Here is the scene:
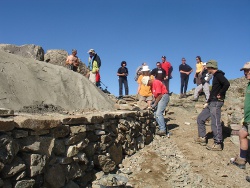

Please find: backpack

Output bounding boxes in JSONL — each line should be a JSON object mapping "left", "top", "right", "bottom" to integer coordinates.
{"left": 93, "top": 54, "right": 101, "bottom": 68}
{"left": 134, "top": 67, "right": 143, "bottom": 81}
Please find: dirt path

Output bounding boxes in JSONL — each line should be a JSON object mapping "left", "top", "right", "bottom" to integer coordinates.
{"left": 122, "top": 102, "right": 250, "bottom": 188}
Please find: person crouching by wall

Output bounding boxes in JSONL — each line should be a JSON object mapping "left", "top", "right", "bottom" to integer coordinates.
{"left": 117, "top": 61, "right": 129, "bottom": 99}
{"left": 141, "top": 76, "right": 170, "bottom": 136}
{"left": 137, "top": 65, "right": 154, "bottom": 109}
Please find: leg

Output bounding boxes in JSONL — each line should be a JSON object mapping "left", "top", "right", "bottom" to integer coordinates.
{"left": 197, "top": 106, "right": 211, "bottom": 137}
{"left": 119, "top": 78, "right": 123, "bottom": 96}
{"left": 194, "top": 84, "right": 203, "bottom": 99}
{"left": 203, "top": 83, "right": 210, "bottom": 100}
{"left": 180, "top": 77, "right": 184, "bottom": 94}
{"left": 184, "top": 77, "right": 189, "bottom": 94}
{"left": 209, "top": 101, "right": 224, "bottom": 143}
{"left": 163, "top": 79, "right": 169, "bottom": 93}
{"left": 124, "top": 78, "right": 129, "bottom": 95}
{"left": 155, "top": 94, "right": 169, "bottom": 132}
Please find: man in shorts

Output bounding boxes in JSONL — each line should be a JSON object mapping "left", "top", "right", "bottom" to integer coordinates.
{"left": 65, "top": 49, "right": 79, "bottom": 72}
{"left": 230, "top": 62, "right": 250, "bottom": 169}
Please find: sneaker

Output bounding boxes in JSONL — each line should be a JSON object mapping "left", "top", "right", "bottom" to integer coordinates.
{"left": 194, "top": 137, "right": 206, "bottom": 146}
{"left": 155, "top": 130, "right": 166, "bottom": 136}
{"left": 230, "top": 155, "right": 246, "bottom": 169}
{"left": 206, "top": 143, "right": 222, "bottom": 151}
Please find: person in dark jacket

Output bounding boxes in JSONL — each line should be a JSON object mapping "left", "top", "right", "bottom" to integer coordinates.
{"left": 150, "top": 62, "right": 166, "bottom": 82}
{"left": 195, "top": 60, "right": 230, "bottom": 151}
{"left": 179, "top": 58, "right": 193, "bottom": 98}
{"left": 117, "top": 61, "right": 129, "bottom": 99}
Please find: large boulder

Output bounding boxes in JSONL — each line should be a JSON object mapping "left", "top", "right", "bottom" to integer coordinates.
{"left": 44, "top": 49, "right": 88, "bottom": 76}
{"left": 0, "top": 50, "right": 115, "bottom": 111}
{"left": 0, "top": 44, "right": 44, "bottom": 61}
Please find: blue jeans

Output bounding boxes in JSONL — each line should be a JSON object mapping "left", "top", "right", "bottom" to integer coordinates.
{"left": 154, "top": 94, "right": 169, "bottom": 131}
{"left": 197, "top": 101, "right": 224, "bottom": 143}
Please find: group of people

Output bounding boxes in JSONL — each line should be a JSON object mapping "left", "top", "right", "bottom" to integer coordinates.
{"left": 65, "top": 48, "right": 102, "bottom": 87}
{"left": 66, "top": 49, "right": 250, "bottom": 177}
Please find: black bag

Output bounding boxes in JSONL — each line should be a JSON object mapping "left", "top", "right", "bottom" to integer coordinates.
{"left": 193, "top": 77, "right": 196, "bottom": 84}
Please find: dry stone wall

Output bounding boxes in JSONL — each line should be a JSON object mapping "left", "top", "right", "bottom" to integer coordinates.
{"left": 0, "top": 109, "right": 155, "bottom": 188}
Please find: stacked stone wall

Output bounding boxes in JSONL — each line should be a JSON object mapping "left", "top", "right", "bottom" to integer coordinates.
{"left": 0, "top": 110, "right": 155, "bottom": 187}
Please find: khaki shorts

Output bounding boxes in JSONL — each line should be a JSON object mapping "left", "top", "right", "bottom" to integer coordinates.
{"left": 139, "top": 95, "right": 153, "bottom": 101}
{"left": 243, "top": 122, "right": 250, "bottom": 134}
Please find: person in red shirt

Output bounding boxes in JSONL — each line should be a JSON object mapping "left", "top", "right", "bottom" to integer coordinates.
{"left": 161, "top": 56, "right": 173, "bottom": 93}
{"left": 142, "top": 76, "right": 170, "bottom": 136}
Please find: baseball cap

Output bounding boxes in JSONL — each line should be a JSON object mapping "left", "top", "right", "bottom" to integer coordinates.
{"left": 240, "top": 62, "right": 250, "bottom": 71}
{"left": 162, "top": 56, "right": 166, "bottom": 59}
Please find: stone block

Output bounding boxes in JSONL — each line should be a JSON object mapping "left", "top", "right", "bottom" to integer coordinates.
{"left": 0, "top": 118, "right": 15, "bottom": 131}
{"left": 64, "top": 133, "right": 86, "bottom": 145}
{"left": 15, "top": 179, "right": 35, "bottom": 188}
{"left": 0, "top": 108, "right": 14, "bottom": 116}
{"left": 1, "top": 157, "right": 26, "bottom": 178}
{"left": 50, "top": 125, "right": 70, "bottom": 138}
{"left": 0, "top": 134, "right": 19, "bottom": 164}
{"left": 45, "top": 164, "right": 65, "bottom": 188}
{"left": 54, "top": 139, "right": 66, "bottom": 155}
{"left": 14, "top": 115, "right": 62, "bottom": 131}
{"left": 29, "top": 129, "right": 50, "bottom": 136}
{"left": 109, "top": 143, "right": 123, "bottom": 165}
{"left": 12, "top": 130, "right": 28, "bottom": 138}
{"left": 19, "top": 136, "right": 55, "bottom": 156}
{"left": 70, "top": 125, "right": 86, "bottom": 134}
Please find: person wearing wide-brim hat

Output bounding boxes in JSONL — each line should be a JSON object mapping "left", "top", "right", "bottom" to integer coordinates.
{"left": 137, "top": 65, "right": 154, "bottom": 108}
{"left": 230, "top": 62, "right": 250, "bottom": 171}
{"left": 195, "top": 60, "right": 230, "bottom": 151}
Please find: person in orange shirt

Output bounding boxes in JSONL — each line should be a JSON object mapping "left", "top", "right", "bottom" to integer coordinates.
{"left": 137, "top": 66, "right": 154, "bottom": 108}
{"left": 65, "top": 49, "right": 79, "bottom": 72}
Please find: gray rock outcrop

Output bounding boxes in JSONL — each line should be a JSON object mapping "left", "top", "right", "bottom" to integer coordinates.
{"left": 0, "top": 50, "right": 114, "bottom": 111}
{"left": 0, "top": 44, "right": 44, "bottom": 61}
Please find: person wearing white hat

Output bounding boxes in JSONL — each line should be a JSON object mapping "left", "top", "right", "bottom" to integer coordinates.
{"left": 230, "top": 62, "right": 250, "bottom": 170}
{"left": 137, "top": 66, "right": 154, "bottom": 108}
{"left": 141, "top": 76, "right": 169, "bottom": 136}
{"left": 192, "top": 62, "right": 212, "bottom": 101}
{"left": 87, "top": 49, "right": 101, "bottom": 86}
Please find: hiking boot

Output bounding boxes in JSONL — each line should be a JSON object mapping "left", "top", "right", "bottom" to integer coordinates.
{"left": 194, "top": 137, "right": 206, "bottom": 146}
{"left": 179, "top": 94, "right": 183, "bottom": 99}
{"left": 230, "top": 155, "right": 246, "bottom": 169}
{"left": 246, "top": 176, "right": 250, "bottom": 182}
{"left": 155, "top": 130, "right": 166, "bottom": 136}
{"left": 183, "top": 93, "right": 187, "bottom": 98}
{"left": 206, "top": 143, "right": 222, "bottom": 151}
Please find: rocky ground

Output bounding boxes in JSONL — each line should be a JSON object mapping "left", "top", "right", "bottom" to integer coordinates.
{"left": 94, "top": 92, "right": 250, "bottom": 188}
{"left": 133, "top": 100, "right": 249, "bottom": 188}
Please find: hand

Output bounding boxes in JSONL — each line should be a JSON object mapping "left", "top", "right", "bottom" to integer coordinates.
{"left": 203, "top": 103, "right": 208, "bottom": 109}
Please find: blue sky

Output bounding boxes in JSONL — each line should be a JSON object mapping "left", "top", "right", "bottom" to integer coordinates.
{"left": 0, "top": 0, "right": 249, "bottom": 97}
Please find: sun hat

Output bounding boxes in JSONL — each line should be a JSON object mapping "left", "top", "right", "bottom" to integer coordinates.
{"left": 240, "top": 62, "right": 250, "bottom": 71}
{"left": 206, "top": 60, "right": 218, "bottom": 69}
{"left": 141, "top": 76, "right": 150, "bottom": 86}
{"left": 87, "top": 49, "right": 95, "bottom": 54}
{"left": 141, "top": 65, "right": 150, "bottom": 72}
